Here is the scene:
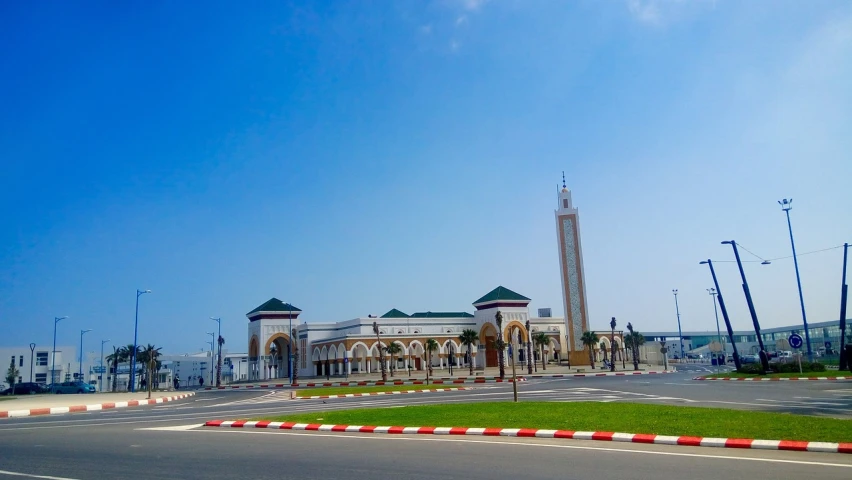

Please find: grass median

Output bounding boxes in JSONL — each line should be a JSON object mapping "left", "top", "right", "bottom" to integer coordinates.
{"left": 256, "top": 402, "right": 852, "bottom": 443}
{"left": 704, "top": 370, "right": 851, "bottom": 379}
{"left": 295, "top": 384, "right": 462, "bottom": 397}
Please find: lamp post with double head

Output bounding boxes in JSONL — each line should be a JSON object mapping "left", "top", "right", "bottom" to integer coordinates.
{"left": 29, "top": 343, "right": 36, "bottom": 382}
{"left": 79, "top": 329, "right": 92, "bottom": 380}
{"left": 131, "top": 289, "right": 151, "bottom": 393}
{"left": 609, "top": 317, "right": 617, "bottom": 372}
{"left": 707, "top": 288, "right": 724, "bottom": 365}
{"left": 722, "top": 241, "right": 770, "bottom": 373}
{"left": 210, "top": 317, "right": 222, "bottom": 387}
{"left": 372, "top": 321, "right": 387, "bottom": 381}
{"left": 672, "top": 290, "right": 684, "bottom": 360}
{"left": 52, "top": 316, "right": 67, "bottom": 385}
{"left": 700, "top": 259, "right": 743, "bottom": 371}
{"left": 779, "top": 199, "right": 813, "bottom": 361}
{"left": 525, "top": 320, "right": 533, "bottom": 375}
{"left": 100, "top": 339, "right": 110, "bottom": 392}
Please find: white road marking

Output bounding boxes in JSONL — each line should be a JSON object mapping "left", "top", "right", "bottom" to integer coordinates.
{"left": 0, "top": 469, "right": 81, "bottom": 479}
{"left": 184, "top": 428, "right": 852, "bottom": 468}
{"left": 136, "top": 424, "right": 203, "bottom": 431}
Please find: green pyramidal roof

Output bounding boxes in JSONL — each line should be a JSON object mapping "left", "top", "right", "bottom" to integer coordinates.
{"left": 381, "top": 308, "right": 409, "bottom": 318}
{"left": 247, "top": 297, "right": 302, "bottom": 315}
{"left": 473, "top": 286, "right": 531, "bottom": 305}
{"left": 410, "top": 311, "right": 474, "bottom": 318}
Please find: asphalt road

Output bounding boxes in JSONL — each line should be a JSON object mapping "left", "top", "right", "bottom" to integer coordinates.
{"left": 1, "top": 371, "right": 851, "bottom": 480}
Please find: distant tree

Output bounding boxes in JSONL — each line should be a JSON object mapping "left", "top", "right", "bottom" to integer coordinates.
{"left": 495, "top": 311, "right": 506, "bottom": 380}
{"left": 425, "top": 339, "right": 439, "bottom": 384}
{"left": 533, "top": 332, "right": 550, "bottom": 371}
{"left": 458, "top": 329, "right": 480, "bottom": 375}
{"left": 386, "top": 342, "right": 402, "bottom": 377}
{"left": 291, "top": 329, "right": 299, "bottom": 384}
{"left": 5, "top": 358, "right": 19, "bottom": 395}
{"left": 581, "top": 331, "right": 599, "bottom": 369}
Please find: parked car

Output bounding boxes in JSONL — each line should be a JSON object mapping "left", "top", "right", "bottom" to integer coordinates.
{"left": 740, "top": 354, "right": 759, "bottom": 364}
{"left": 50, "top": 381, "right": 96, "bottom": 394}
{"left": 0, "top": 382, "right": 50, "bottom": 395}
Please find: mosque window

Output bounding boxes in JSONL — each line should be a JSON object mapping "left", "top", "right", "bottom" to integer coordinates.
{"left": 563, "top": 199, "right": 568, "bottom": 208}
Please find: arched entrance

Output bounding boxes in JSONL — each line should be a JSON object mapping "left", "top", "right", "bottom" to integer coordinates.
{"left": 265, "top": 334, "right": 292, "bottom": 380}
{"left": 479, "top": 323, "right": 498, "bottom": 368}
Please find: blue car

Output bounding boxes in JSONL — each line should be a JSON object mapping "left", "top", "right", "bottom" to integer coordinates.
{"left": 50, "top": 381, "right": 96, "bottom": 394}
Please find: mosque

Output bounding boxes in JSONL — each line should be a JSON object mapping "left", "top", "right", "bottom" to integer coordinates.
{"left": 244, "top": 178, "right": 606, "bottom": 380}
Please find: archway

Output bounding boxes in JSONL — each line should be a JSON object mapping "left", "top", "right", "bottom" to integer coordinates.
{"left": 479, "top": 323, "right": 499, "bottom": 367}
{"left": 265, "top": 334, "right": 292, "bottom": 380}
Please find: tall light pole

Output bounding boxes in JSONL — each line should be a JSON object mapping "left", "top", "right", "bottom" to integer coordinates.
{"left": 29, "top": 343, "right": 36, "bottom": 382}
{"left": 525, "top": 320, "right": 533, "bottom": 375}
{"left": 100, "top": 339, "right": 110, "bottom": 392}
{"left": 722, "top": 240, "right": 770, "bottom": 373}
{"left": 672, "top": 290, "right": 684, "bottom": 360}
{"left": 609, "top": 317, "right": 617, "bottom": 372}
{"left": 707, "top": 288, "right": 724, "bottom": 363}
{"left": 700, "top": 259, "right": 743, "bottom": 371}
{"left": 52, "top": 316, "right": 67, "bottom": 385}
{"left": 210, "top": 317, "right": 222, "bottom": 387}
{"left": 372, "top": 321, "right": 387, "bottom": 381}
{"left": 779, "top": 199, "right": 813, "bottom": 361}
{"left": 206, "top": 332, "right": 215, "bottom": 385}
{"left": 288, "top": 303, "right": 293, "bottom": 384}
{"left": 131, "top": 289, "right": 151, "bottom": 393}
{"left": 839, "top": 243, "right": 849, "bottom": 370}
{"left": 79, "top": 329, "right": 92, "bottom": 380}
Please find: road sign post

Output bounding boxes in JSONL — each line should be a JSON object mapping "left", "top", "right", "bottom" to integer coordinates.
{"left": 789, "top": 334, "right": 804, "bottom": 374}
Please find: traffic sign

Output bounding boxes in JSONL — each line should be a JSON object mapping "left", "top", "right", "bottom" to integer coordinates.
{"left": 708, "top": 341, "right": 723, "bottom": 353}
{"left": 825, "top": 341, "right": 832, "bottom": 349}
{"left": 788, "top": 334, "right": 803, "bottom": 349}
{"left": 659, "top": 347, "right": 668, "bottom": 354}
{"left": 776, "top": 338, "right": 790, "bottom": 351}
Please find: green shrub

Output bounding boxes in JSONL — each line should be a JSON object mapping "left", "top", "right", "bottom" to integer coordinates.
{"left": 738, "top": 364, "right": 762, "bottom": 374}
{"left": 806, "top": 362, "right": 826, "bottom": 372}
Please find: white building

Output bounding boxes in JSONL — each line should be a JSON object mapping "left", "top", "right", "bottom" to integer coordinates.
{"left": 0, "top": 345, "right": 79, "bottom": 387}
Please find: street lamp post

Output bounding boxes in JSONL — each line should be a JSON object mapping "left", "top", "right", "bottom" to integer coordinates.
{"left": 839, "top": 243, "right": 849, "bottom": 370}
{"left": 79, "top": 329, "right": 92, "bottom": 380}
{"left": 627, "top": 323, "right": 639, "bottom": 371}
{"left": 206, "top": 332, "right": 215, "bottom": 384}
{"left": 525, "top": 320, "right": 533, "bottom": 375}
{"left": 52, "top": 316, "right": 67, "bottom": 385}
{"left": 288, "top": 304, "right": 293, "bottom": 384}
{"left": 672, "top": 290, "right": 684, "bottom": 360}
{"left": 700, "top": 260, "right": 743, "bottom": 371}
{"left": 29, "top": 343, "right": 36, "bottom": 382}
{"left": 722, "top": 241, "right": 770, "bottom": 373}
{"left": 100, "top": 339, "right": 110, "bottom": 392}
{"left": 131, "top": 289, "right": 151, "bottom": 393}
{"left": 609, "top": 317, "right": 617, "bottom": 372}
{"left": 210, "top": 317, "right": 222, "bottom": 387}
{"left": 779, "top": 199, "right": 813, "bottom": 362}
{"left": 707, "top": 288, "right": 724, "bottom": 366}
{"left": 372, "top": 321, "right": 387, "bottom": 382}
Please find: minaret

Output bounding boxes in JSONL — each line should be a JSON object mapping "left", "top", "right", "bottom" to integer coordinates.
{"left": 555, "top": 173, "right": 591, "bottom": 366}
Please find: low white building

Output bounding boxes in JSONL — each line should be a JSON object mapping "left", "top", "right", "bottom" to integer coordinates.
{"left": 245, "top": 286, "right": 571, "bottom": 381}
{"left": 0, "top": 345, "right": 79, "bottom": 388}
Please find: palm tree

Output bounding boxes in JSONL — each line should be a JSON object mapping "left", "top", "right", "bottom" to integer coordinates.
{"left": 121, "top": 344, "right": 140, "bottom": 391}
{"left": 216, "top": 335, "right": 225, "bottom": 387}
{"left": 386, "top": 342, "right": 402, "bottom": 377}
{"left": 580, "top": 331, "right": 599, "bottom": 370}
{"left": 425, "top": 339, "right": 439, "bottom": 384}
{"left": 106, "top": 346, "right": 120, "bottom": 392}
{"left": 495, "top": 311, "right": 506, "bottom": 379}
{"left": 458, "top": 329, "right": 480, "bottom": 375}
{"left": 624, "top": 331, "right": 645, "bottom": 362}
{"left": 291, "top": 329, "right": 299, "bottom": 384}
{"left": 533, "top": 332, "right": 549, "bottom": 371}
{"left": 269, "top": 344, "right": 278, "bottom": 379}
{"left": 140, "top": 344, "right": 161, "bottom": 398}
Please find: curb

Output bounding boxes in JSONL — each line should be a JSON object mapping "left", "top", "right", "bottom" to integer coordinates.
{"left": 528, "top": 370, "right": 673, "bottom": 378}
{"left": 693, "top": 376, "right": 851, "bottom": 381}
{"left": 296, "top": 387, "right": 470, "bottom": 399}
{"left": 0, "top": 392, "right": 196, "bottom": 419}
{"left": 202, "top": 419, "right": 852, "bottom": 454}
{"left": 205, "top": 378, "right": 527, "bottom": 391}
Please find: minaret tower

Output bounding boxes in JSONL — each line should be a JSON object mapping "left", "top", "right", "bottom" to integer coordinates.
{"left": 555, "top": 173, "right": 591, "bottom": 366}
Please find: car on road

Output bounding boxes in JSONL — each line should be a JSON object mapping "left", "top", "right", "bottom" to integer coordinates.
{"left": 740, "top": 354, "right": 759, "bottom": 364}
{"left": 50, "top": 381, "right": 96, "bottom": 394}
{"left": 0, "top": 382, "right": 50, "bottom": 395}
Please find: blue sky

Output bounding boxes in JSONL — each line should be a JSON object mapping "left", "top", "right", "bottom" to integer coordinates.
{"left": 1, "top": 1, "right": 851, "bottom": 356}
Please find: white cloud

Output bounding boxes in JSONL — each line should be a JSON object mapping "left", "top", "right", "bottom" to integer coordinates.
{"left": 419, "top": 24, "right": 433, "bottom": 34}
{"left": 450, "top": 39, "right": 461, "bottom": 52}
{"left": 626, "top": 0, "right": 716, "bottom": 26}
{"left": 627, "top": 0, "right": 661, "bottom": 25}
{"left": 456, "top": 15, "right": 468, "bottom": 26}
{"left": 463, "top": 0, "right": 490, "bottom": 11}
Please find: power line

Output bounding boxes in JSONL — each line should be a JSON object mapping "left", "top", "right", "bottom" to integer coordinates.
{"left": 711, "top": 243, "right": 848, "bottom": 264}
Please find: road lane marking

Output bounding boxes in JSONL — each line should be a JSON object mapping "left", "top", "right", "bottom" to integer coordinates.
{"left": 0, "top": 469, "right": 81, "bottom": 479}
{"left": 136, "top": 423, "right": 203, "bottom": 431}
{"left": 181, "top": 428, "right": 852, "bottom": 468}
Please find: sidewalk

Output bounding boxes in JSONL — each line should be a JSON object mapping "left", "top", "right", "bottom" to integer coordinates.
{"left": 217, "top": 363, "right": 672, "bottom": 389}
{"left": 0, "top": 391, "right": 195, "bottom": 419}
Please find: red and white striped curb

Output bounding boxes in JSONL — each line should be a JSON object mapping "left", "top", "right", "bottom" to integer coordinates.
{"left": 694, "top": 376, "right": 850, "bottom": 381}
{"left": 296, "top": 387, "right": 470, "bottom": 399}
{"left": 203, "top": 420, "right": 852, "bottom": 454}
{"left": 205, "top": 378, "right": 526, "bottom": 391}
{"left": 529, "top": 370, "right": 673, "bottom": 378}
{"left": 0, "top": 392, "right": 196, "bottom": 419}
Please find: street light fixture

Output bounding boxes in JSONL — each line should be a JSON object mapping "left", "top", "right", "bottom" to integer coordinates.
{"left": 206, "top": 332, "right": 215, "bottom": 385}
{"left": 525, "top": 320, "right": 533, "bottom": 375}
{"left": 672, "top": 290, "right": 684, "bottom": 360}
{"left": 778, "top": 198, "right": 813, "bottom": 361}
{"left": 79, "top": 329, "right": 92, "bottom": 380}
{"left": 29, "top": 343, "right": 36, "bottom": 382}
{"left": 131, "top": 289, "right": 151, "bottom": 393}
{"left": 100, "top": 339, "right": 110, "bottom": 392}
{"left": 210, "top": 317, "right": 222, "bottom": 387}
{"left": 609, "top": 317, "right": 617, "bottom": 372}
{"left": 707, "top": 288, "right": 725, "bottom": 366}
{"left": 721, "top": 240, "right": 769, "bottom": 372}
{"left": 839, "top": 243, "right": 849, "bottom": 370}
{"left": 52, "top": 316, "right": 67, "bottom": 385}
{"left": 700, "top": 260, "right": 743, "bottom": 371}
